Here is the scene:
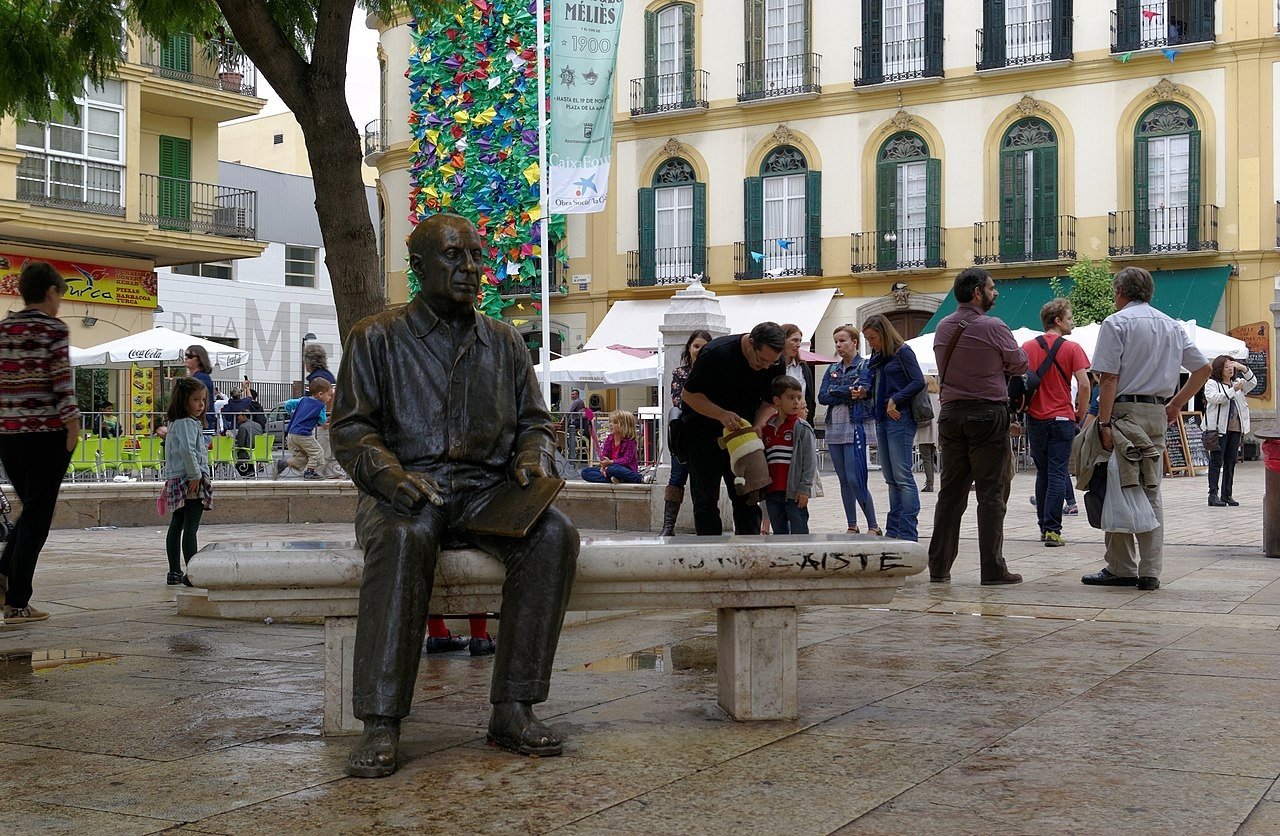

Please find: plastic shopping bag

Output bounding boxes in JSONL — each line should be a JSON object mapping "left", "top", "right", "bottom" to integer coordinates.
{"left": 1099, "top": 454, "right": 1159, "bottom": 534}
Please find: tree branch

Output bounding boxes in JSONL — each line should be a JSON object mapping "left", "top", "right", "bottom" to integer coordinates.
{"left": 215, "top": 0, "right": 313, "bottom": 111}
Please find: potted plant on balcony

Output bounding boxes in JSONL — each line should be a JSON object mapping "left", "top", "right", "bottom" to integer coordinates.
{"left": 200, "top": 28, "right": 243, "bottom": 92}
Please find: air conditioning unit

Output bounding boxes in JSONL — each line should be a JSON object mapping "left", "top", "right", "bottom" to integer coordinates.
{"left": 212, "top": 206, "right": 251, "bottom": 238}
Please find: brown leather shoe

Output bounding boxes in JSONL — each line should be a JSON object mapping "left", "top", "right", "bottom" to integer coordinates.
{"left": 980, "top": 572, "right": 1023, "bottom": 586}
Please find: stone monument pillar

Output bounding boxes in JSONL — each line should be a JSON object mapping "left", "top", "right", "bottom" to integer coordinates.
{"left": 651, "top": 279, "right": 730, "bottom": 533}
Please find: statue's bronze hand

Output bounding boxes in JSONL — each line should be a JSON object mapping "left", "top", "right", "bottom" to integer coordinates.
{"left": 511, "top": 450, "right": 547, "bottom": 487}
{"left": 375, "top": 468, "right": 444, "bottom": 516}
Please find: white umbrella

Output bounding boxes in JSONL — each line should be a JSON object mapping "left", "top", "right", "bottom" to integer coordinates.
{"left": 534, "top": 347, "right": 658, "bottom": 386}
{"left": 905, "top": 327, "right": 1040, "bottom": 376}
{"left": 71, "top": 326, "right": 249, "bottom": 370}
{"left": 1069, "top": 320, "right": 1245, "bottom": 369}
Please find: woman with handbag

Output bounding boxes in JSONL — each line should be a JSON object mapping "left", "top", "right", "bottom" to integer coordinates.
{"left": 863, "top": 315, "right": 926, "bottom": 541}
{"left": 1203, "top": 355, "right": 1255, "bottom": 507}
{"left": 818, "top": 324, "right": 881, "bottom": 536}
{"left": 660, "top": 330, "right": 712, "bottom": 536}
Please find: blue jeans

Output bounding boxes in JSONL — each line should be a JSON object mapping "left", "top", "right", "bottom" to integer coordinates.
{"left": 876, "top": 414, "right": 920, "bottom": 541}
{"left": 667, "top": 455, "right": 688, "bottom": 488}
{"left": 1027, "top": 417, "right": 1075, "bottom": 535}
{"left": 581, "top": 464, "right": 642, "bottom": 483}
{"left": 765, "top": 492, "right": 809, "bottom": 534}
{"left": 829, "top": 442, "right": 878, "bottom": 531}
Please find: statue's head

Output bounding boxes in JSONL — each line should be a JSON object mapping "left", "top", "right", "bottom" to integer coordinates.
{"left": 408, "top": 214, "right": 484, "bottom": 313}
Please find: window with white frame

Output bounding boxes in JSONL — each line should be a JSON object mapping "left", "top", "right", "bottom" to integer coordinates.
{"left": 172, "top": 261, "right": 233, "bottom": 280}
{"left": 284, "top": 245, "right": 319, "bottom": 288}
{"left": 16, "top": 79, "right": 125, "bottom": 211}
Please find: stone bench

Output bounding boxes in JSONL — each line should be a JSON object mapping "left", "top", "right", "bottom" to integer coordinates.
{"left": 182, "top": 534, "right": 926, "bottom": 734}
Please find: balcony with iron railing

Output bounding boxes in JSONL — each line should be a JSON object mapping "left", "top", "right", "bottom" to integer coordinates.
{"left": 627, "top": 246, "right": 708, "bottom": 287}
{"left": 733, "top": 238, "right": 819, "bottom": 280}
{"left": 737, "top": 54, "right": 821, "bottom": 103}
{"left": 1108, "top": 205, "right": 1218, "bottom": 256}
{"left": 630, "top": 70, "right": 710, "bottom": 117}
{"left": 855, "top": 35, "right": 943, "bottom": 85}
{"left": 138, "top": 34, "right": 257, "bottom": 95}
{"left": 363, "top": 119, "right": 389, "bottom": 161}
{"left": 497, "top": 258, "right": 564, "bottom": 298}
{"left": 1110, "top": 1, "right": 1214, "bottom": 53}
{"left": 975, "top": 18, "right": 1072, "bottom": 70}
{"left": 974, "top": 216, "right": 1077, "bottom": 265}
{"left": 17, "top": 151, "right": 125, "bottom": 217}
{"left": 139, "top": 174, "right": 256, "bottom": 239}
{"left": 850, "top": 227, "right": 946, "bottom": 272}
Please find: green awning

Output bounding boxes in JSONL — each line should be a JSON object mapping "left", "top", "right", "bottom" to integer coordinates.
{"left": 921, "top": 265, "right": 1230, "bottom": 333}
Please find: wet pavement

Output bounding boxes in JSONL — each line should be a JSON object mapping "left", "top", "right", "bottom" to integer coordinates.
{"left": 1, "top": 462, "right": 1277, "bottom": 834}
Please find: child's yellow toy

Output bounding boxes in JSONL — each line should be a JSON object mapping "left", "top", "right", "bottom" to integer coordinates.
{"left": 717, "top": 419, "right": 771, "bottom": 505}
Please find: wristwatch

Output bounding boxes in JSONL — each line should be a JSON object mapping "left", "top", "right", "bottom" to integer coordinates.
{"left": 1098, "top": 421, "right": 1112, "bottom": 428}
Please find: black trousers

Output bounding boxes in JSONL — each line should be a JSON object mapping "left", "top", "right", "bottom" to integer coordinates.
{"left": 0, "top": 432, "right": 74, "bottom": 609}
{"left": 1208, "top": 429, "right": 1242, "bottom": 498}
{"left": 927, "top": 400, "right": 1013, "bottom": 581}
{"left": 684, "top": 424, "right": 761, "bottom": 535}
{"left": 351, "top": 490, "right": 579, "bottom": 720}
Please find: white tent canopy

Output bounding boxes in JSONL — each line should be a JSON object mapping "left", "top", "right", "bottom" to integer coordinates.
{"left": 71, "top": 327, "right": 249, "bottom": 370}
{"left": 534, "top": 347, "right": 657, "bottom": 386}
{"left": 583, "top": 289, "right": 837, "bottom": 351}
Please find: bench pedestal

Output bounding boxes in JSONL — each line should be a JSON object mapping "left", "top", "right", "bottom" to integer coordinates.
{"left": 718, "top": 607, "right": 798, "bottom": 720}
{"left": 324, "top": 617, "right": 359, "bottom": 735}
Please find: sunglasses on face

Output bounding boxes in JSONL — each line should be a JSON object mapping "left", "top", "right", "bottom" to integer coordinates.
{"left": 185, "top": 353, "right": 197, "bottom": 359}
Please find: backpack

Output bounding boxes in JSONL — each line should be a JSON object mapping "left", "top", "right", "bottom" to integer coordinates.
{"left": 1008, "top": 335, "right": 1070, "bottom": 413}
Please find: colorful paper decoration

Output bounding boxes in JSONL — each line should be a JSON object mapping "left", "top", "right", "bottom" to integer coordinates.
{"left": 406, "top": 0, "right": 567, "bottom": 314}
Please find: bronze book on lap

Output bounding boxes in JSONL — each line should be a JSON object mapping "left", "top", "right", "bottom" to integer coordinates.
{"left": 459, "top": 477, "right": 566, "bottom": 538}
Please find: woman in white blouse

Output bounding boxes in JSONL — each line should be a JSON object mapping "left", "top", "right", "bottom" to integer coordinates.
{"left": 1203, "top": 355, "right": 1256, "bottom": 507}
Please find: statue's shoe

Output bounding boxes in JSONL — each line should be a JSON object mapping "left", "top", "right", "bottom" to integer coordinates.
{"left": 346, "top": 719, "right": 400, "bottom": 778}
{"left": 487, "top": 703, "right": 563, "bottom": 757}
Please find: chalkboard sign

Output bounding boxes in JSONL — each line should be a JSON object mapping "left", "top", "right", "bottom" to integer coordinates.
{"left": 1243, "top": 351, "right": 1268, "bottom": 398}
{"left": 1165, "top": 419, "right": 1189, "bottom": 475}
{"left": 1183, "top": 412, "right": 1208, "bottom": 469}
{"left": 1229, "top": 322, "right": 1270, "bottom": 400}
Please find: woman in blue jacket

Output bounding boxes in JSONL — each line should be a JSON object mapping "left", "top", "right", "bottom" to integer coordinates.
{"left": 863, "top": 314, "right": 925, "bottom": 541}
{"left": 818, "top": 325, "right": 880, "bottom": 535}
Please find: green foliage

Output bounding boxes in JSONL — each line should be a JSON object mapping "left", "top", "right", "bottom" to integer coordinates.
{"left": 75, "top": 368, "right": 112, "bottom": 413}
{"left": 1050, "top": 258, "right": 1116, "bottom": 326}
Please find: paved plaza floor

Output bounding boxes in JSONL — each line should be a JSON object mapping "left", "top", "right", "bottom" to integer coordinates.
{"left": 2, "top": 461, "right": 1278, "bottom": 834}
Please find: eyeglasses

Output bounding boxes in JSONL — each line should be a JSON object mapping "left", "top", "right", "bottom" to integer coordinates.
{"left": 184, "top": 353, "right": 197, "bottom": 359}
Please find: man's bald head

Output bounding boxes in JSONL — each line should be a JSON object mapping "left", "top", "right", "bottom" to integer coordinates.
{"left": 408, "top": 214, "right": 484, "bottom": 315}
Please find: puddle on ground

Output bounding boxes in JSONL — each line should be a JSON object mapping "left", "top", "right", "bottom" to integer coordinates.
{"left": 569, "top": 636, "right": 717, "bottom": 673}
{"left": 0, "top": 649, "right": 120, "bottom": 680}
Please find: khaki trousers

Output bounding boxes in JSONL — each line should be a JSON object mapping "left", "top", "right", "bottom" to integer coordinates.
{"left": 1103, "top": 401, "right": 1166, "bottom": 579}
{"left": 286, "top": 432, "right": 324, "bottom": 472}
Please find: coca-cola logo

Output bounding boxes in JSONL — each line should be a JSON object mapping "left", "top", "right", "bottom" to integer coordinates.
{"left": 128, "top": 349, "right": 165, "bottom": 359}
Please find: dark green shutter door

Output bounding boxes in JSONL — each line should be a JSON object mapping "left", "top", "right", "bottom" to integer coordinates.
{"left": 860, "top": 0, "right": 882, "bottom": 84}
{"left": 802, "top": 0, "right": 813, "bottom": 86}
{"left": 158, "top": 135, "right": 191, "bottom": 230}
{"left": 744, "top": 0, "right": 765, "bottom": 98}
{"left": 1051, "top": 0, "right": 1073, "bottom": 59}
{"left": 981, "top": 0, "right": 1006, "bottom": 70}
{"left": 1032, "top": 145, "right": 1058, "bottom": 259}
{"left": 644, "top": 11, "right": 658, "bottom": 111}
{"left": 999, "top": 150, "right": 1025, "bottom": 261}
{"left": 875, "top": 161, "right": 897, "bottom": 270}
{"left": 1116, "top": 0, "right": 1139, "bottom": 51}
{"left": 1186, "top": 130, "right": 1202, "bottom": 249}
{"left": 924, "top": 0, "right": 944, "bottom": 76}
{"left": 805, "top": 170, "right": 822, "bottom": 276}
{"left": 925, "top": 158, "right": 942, "bottom": 266}
{"left": 681, "top": 4, "right": 696, "bottom": 106}
{"left": 161, "top": 34, "right": 192, "bottom": 73}
{"left": 638, "top": 187, "right": 656, "bottom": 284}
{"left": 691, "top": 181, "right": 707, "bottom": 278}
{"left": 1190, "top": 0, "right": 1213, "bottom": 42}
{"left": 1133, "top": 135, "right": 1150, "bottom": 253}
{"left": 744, "top": 177, "right": 763, "bottom": 279}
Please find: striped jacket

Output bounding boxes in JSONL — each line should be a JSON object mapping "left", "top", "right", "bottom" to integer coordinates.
{"left": 0, "top": 308, "right": 80, "bottom": 433}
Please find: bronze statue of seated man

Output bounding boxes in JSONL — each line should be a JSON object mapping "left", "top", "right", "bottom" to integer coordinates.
{"left": 331, "top": 213, "right": 579, "bottom": 778}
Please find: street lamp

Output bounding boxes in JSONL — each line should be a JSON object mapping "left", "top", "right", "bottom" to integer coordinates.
{"left": 301, "top": 332, "right": 317, "bottom": 387}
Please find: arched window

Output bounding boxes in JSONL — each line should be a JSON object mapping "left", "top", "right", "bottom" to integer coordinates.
{"left": 637, "top": 158, "right": 705, "bottom": 285}
{"left": 742, "top": 145, "right": 821, "bottom": 278}
{"left": 875, "top": 132, "right": 941, "bottom": 269}
{"left": 1135, "top": 102, "right": 1201, "bottom": 252}
{"left": 999, "top": 117, "right": 1058, "bottom": 261}
{"left": 643, "top": 4, "right": 695, "bottom": 109}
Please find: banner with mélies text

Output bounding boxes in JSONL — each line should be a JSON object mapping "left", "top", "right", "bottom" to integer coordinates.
{"left": 548, "top": 0, "right": 624, "bottom": 214}
{"left": 0, "top": 253, "right": 158, "bottom": 309}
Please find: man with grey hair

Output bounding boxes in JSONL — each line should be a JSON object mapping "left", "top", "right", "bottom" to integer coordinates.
{"left": 1081, "top": 266, "right": 1211, "bottom": 591}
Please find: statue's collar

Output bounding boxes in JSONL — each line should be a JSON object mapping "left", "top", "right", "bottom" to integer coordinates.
{"left": 406, "top": 298, "right": 490, "bottom": 345}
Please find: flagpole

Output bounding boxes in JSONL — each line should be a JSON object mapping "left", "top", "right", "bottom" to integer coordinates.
{"left": 535, "top": 0, "right": 552, "bottom": 408}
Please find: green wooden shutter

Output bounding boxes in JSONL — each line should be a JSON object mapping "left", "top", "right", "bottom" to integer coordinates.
{"left": 1186, "top": 130, "right": 1202, "bottom": 249}
{"left": 1189, "top": 0, "right": 1214, "bottom": 42}
{"left": 875, "top": 161, "right": 897, "bottom": 269}
{"left": 860, "top": 0, "right": 882, "bottom": 84}
{"left": 1133, "top": 135, "right": 1150, "bottom": 253}
{"left": 644, "top": 10, "right": 658, "bottom": 111}
{"left": 744, "top": 0, "right": 765, "bottom": 98}
{"left": 161, "top": 34, "right": 192, "bottom": 73}
{"left": 691, "top": 181, "right": 707, "bottom": 278}
{"left": 1051, "top": 0, "right": 1073, "bottom": 60}
{"left": 925, "top": 158, "right": 942, "bottom": 266}
{"left": 805, "top": 170, "right": 822, "bottom": 276}
{"left": 1032, "top": 145, "right": 1058, "bottom": 259}
{"left": 924, "top": 0, "right": 944, "bottom": 76}
{"left": 681, "top": 4, "right": 696, "bottom": 106}
{"left": 157, "top": 135, "right": 191, "bottom": 230}
{"left": 1116, "top": 0, "right": 1139, "bottom": 51}
{"left": 744, "top": 176, "right": 763, "bottom": 279}
{"left": 802, "top": 0, "right": 813, "bottom": 86}
{"left": 638, "top": 187, "right": 656, "bottom": 284}
{"left": 999, "top": 150, "right": 1025, "bottom": 261}
{"left": 980, "top": 0, "right": 1006, "bottom": 70}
